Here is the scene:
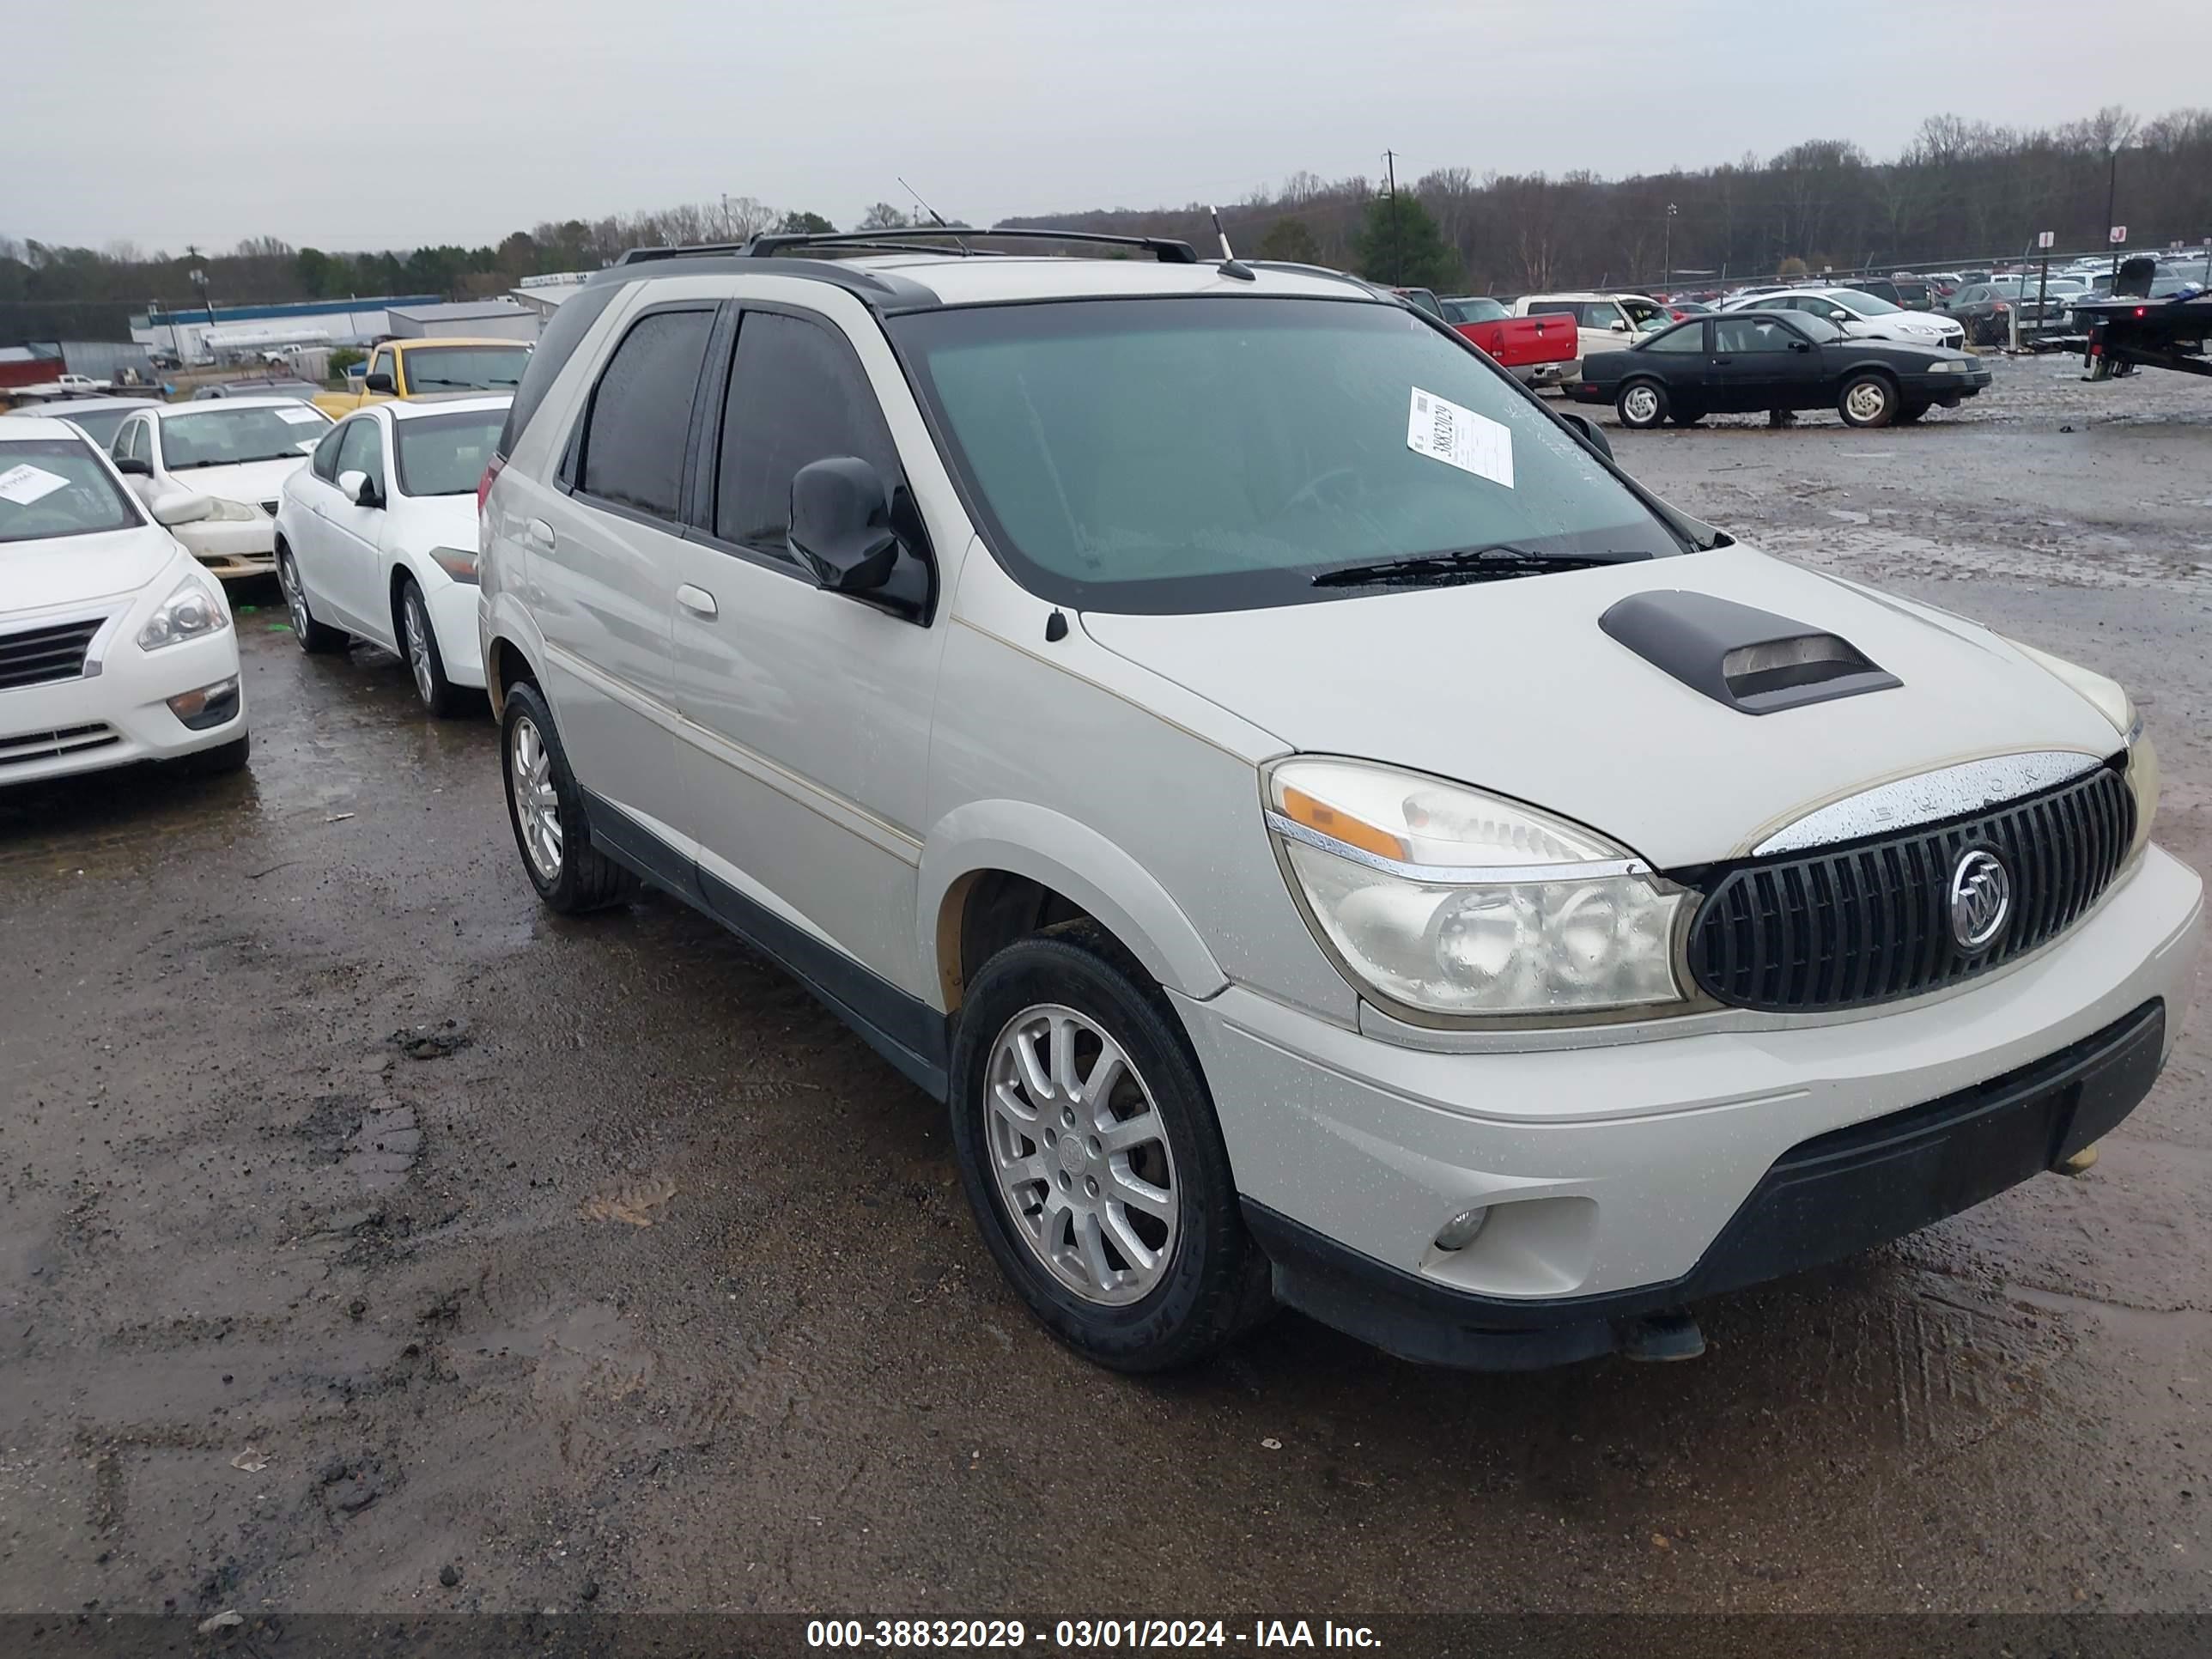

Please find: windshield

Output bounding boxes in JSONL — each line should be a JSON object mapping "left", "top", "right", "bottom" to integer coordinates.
{"left": 393, "top": 409, "right": 506, "bottom": 496}
{"left": 1831, "top": 289, "right": 1900, "bottom": 316}
{"left": 49, "top": 405, "right": 138, "bottom": 446}
{"left": 1445, "top": 296, "right": 1509, "bottom": 324}
{"left": 1621, "top": 298, "right": 1668, "bottom": 331}
{"left": 159, "top": 405, "right": 330, "bottom": 469}
{"left": 402, "top": 344, "right": 531, "bottom": 392}
{"left": 1, "top": 437, "right": 143, "bottom": 544}
{"left": 890, "top": 297, "right": 1685, "bottom": 614}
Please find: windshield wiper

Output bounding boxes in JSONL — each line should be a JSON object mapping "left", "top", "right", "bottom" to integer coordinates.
{"left": 1311, "top": 544, "right": 1649, "bottom": 588}
{"left": 411, "top": 376, "right": 517, "bottom": 389}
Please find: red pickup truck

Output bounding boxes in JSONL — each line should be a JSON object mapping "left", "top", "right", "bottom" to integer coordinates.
{"left": 1437, "top": 293, "right": 1579, "bottom": 387}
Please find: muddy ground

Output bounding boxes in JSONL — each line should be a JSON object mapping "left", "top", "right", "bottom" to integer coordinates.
{"left": 2, "top": 355, "right": 2209, "bottom": 1624}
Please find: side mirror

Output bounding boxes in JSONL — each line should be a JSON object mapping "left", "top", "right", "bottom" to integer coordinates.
{"left": 1829, "top": 310, "right": 1852, "bottom": 322}
{"left": 1608, "top": 319, "right": 1629, "bottom": 332}
{"left": 1790, "top": 338, "right": 1814, "bottom": 353}
{"left": 149, "top": 490, "right": 214, "bottom": 526}
{"left": 1558, "top": 410, "right": 1614, "bottom": 462}
{"left": 787, "top": 456, "right": 900, "bottom": 593}
{"left": 113, "top": 452, "right": 152, "bottom": 477}
{"left": 337, "top": 468, "right": 381, "bottom": 508}
{"left": 365, "top": 372, "right": 395, "bottom": 393}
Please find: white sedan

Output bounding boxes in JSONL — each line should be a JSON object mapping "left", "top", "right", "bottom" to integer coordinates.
{"left": 0, "top": 416, "right": 247, "bottom": 784}
{"left": 272, "top": 395, "right": 506, "bottom": 718}
{"left": 108, "top": 396, "right": 333, "bottom": 580}
{"left": 1723, "top": 286, "right": 1967, "bottom": 350}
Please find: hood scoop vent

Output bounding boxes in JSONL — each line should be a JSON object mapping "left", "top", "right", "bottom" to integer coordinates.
{"left": 1601, "top": 590, "right": 1900, "bottom": 715}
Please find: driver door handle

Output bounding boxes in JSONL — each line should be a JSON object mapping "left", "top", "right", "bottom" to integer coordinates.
{"left": 524, "top": 518, "right": 556, "bottom": 551}
{"left": 677, "top": 584, "right": 719, "bottom": 619}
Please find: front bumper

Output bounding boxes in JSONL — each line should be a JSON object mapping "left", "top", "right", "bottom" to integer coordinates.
{"left": 173, "top": 514, "right": 276, "bottom": 580}
{"left": 1175, "top": 843, "right": 2202, "bottom": 1368}
{"left": 0, "top": 623, "right": 246, "bottom": 786}
{"left": 422, "top": 576, "right": 486, "bottom": 689}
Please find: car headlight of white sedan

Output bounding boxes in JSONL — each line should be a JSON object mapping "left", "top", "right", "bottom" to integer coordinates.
{"left": 1267, "top": 758, "right": 1686, "bottom": 1022}
{"left": 137, "top": 572, "right": 231, "bottom": 651}
{"left": 159, "top": 495, "right": 263, "bottom": 525}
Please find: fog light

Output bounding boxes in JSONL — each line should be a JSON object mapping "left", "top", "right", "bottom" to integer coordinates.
{"left": 1432, "top": 1206, "right": 1491, "bottom": 1252}
{"left": 168, "top": 676, "right": 240, "bottom": 730}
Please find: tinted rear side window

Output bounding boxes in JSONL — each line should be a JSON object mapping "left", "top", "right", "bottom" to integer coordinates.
{"left": 577, "top": 308, "right": 714, "bottom": 520}
{"left": 713, "top": 310, "right": 898, "bottom": 553}
{"left": 497, "top": 279, "right": 623, "bottom": 459}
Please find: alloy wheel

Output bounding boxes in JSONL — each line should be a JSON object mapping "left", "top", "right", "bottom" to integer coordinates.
{"left": 985, "top": 1004, "right": 1180, "bottom": 1307}
{"left": 404, "top": 591, "right": 434, "bottom": 705}
{"left": 509, "top": 715, "right": 563, "bottom": 880}
{"left": 1844, "top": 380, "right": 1890, "bottom": 423}
{"left": 281, "top": 554, "right": 311, "bottom": 639}
{"left": 1621, "top": 386, "right": 1659, "bottom": 425}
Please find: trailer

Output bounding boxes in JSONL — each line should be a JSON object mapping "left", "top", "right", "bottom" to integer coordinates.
{"left": 2073, "top": 294, "right": 2212, "bottom": 380}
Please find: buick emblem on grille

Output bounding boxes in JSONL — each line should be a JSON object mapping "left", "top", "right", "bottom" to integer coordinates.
{"left": 1948, "top": 849, "right": 2011, "bottom": 953}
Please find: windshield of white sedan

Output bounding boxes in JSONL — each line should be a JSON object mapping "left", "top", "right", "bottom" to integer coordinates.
{"left": 0, "top": 438, "right": 142, "bottom": 543}
{"left": 394, "top": 410, "right": 505, "bottom": 496}
{"left": 1832, "top": 289, "right": 1902, "bottom": 316}
{"left": 403, "top": 345, "right": 530, "bottom": 392}
{"left": 161, "top": 406, "right": 331, "bottom": 469}
{"left": 892, "top": 298, "right": 1684, "bottom": 612}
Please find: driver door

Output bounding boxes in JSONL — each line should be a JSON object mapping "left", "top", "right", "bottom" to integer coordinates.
{"left": 320, "top": 416, "right": 393, "bottom": 641}
{"left": 1709, "top": 314, "right": 1822, "bottom": 412}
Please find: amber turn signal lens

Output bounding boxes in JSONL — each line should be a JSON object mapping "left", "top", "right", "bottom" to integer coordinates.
{"left": 1279, "top": 785, "right": 1409, "bottom": 861}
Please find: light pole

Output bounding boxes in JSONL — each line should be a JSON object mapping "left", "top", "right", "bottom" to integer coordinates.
{"left": 2105, "top": 143, "right": 2126, "bottom": 277}
{"left": 1662, "top": 203, "right": 1678, "bottom": 298}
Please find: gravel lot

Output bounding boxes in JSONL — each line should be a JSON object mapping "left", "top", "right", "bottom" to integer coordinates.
{"left": 3, "top": 354, "right": 2208, "bottom": 1626}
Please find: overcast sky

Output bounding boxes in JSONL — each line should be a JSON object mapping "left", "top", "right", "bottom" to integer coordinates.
{"left": 14, "top": 0, "right": 2212, "bottom": 254}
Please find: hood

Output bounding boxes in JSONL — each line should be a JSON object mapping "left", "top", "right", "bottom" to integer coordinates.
{"left": 1079, "top": 544, "right": 2124, "bottom": 869}
{"left": 165, "top": 453, "right": 314, "bottom": 505}
{"left": 2, "top": 524, "right": 182, "bottom": 615}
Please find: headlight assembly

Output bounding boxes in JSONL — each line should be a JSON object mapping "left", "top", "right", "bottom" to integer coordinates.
{"left": 1266, "top": 758, "right": 1688, "bottom": 1023}
{"left": 202, "top": 497, "right": 263, "bottom": 522}
{"left": 137, "top": 573, "right": 230, "bottom": 651}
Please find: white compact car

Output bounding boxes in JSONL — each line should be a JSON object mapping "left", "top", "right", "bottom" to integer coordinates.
{"left": 1, "top": 416, "right": 247, "bottom": 783}
{"left": 108, "top": 396, "right": 332, "bottom": 579}
{"left": 1724, "top": 286, "right": 1968, "bottom": 350}
{"left": 479, "top": 231, "right": 2200, "bottom": 1375}
{"left": 273, "top": 395, "right": 506, "bottom": 716}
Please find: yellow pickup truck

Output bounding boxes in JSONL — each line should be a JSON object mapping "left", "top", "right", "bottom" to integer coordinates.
{"left": 313, "top": 337, "right": 532, "bottom": 416}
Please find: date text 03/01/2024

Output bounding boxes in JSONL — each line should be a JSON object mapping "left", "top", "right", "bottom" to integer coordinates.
{"left": 805, "top": 1620, "right": 1382, "bottom": 1650}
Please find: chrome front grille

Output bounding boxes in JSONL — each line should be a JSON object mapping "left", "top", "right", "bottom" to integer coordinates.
{"left": 1688, "top": 763, "right": 2135, "bottom": 1012}
{"left": 0, "top": 617, "right": 103, "bottom": 691}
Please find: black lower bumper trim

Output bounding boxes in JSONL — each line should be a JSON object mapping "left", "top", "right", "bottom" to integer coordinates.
{"left": 1245, "top": 998, "right": 2166, "bottom": 1370}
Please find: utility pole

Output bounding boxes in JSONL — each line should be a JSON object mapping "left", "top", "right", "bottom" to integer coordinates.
{"left": 2105, "top": 146, "right": 2122, "bottom": 277}
{"left": 1383, "top": 149, "right": 1401, "bottom": 286}
{"left": 1663, "top": 203, "right": 1678, "bottom": 298}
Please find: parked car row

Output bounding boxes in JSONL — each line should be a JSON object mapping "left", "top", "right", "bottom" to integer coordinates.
{"left": 8, "top": 232, "right": 2198, "bottom": 1384}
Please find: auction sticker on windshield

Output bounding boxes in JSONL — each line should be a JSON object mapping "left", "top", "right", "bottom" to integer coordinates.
{"left": 0, "top": 463, "right": 70, "bottom": 506}
{"left": 276, "top": 407, "right": 325, "bottom": 425}
{"left": 1407, "top": 387, "right": 1514, "bottom": 489}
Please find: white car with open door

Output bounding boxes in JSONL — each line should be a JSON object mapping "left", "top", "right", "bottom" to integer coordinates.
{"left": 272, "top": 395, "right": 504, "bottom": 716}
{"left": 1, "top": 416, "right": 246, "bottom": 783}
{"left": 107, "top": 396, "right": 331, "bottom": 580}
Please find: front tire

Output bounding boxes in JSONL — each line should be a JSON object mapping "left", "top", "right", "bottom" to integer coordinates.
{"left": 1838, "top": 373, "right": 1898, "bottom": 428}
{"left": 278, "top": 544, "right": 346, "bottom": 653}
{"left": 500, "top": 680, "right": 636, "bottom": 915}
{"left": 398, "top": 577, "right": 465, "bottom": 719}
{"left": 949, "top": 922, "right": 1271, "bottom": 1372}
{"left": 1616, "top": 379, "right": 1668, "bottom": 429}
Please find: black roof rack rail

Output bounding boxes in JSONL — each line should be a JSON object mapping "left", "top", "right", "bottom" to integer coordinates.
{"left": 740, "top": 226, "right": 1200, "bottom": 264}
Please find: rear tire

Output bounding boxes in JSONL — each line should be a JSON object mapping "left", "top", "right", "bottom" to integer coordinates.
{"left": 1616, "top": 380, "right": 1668, "bottom": 429}
{"left": 949, "top": 921, "right": 1273, "bottom": 1373}
{"left": 1838, "top": 373, "right": 1898, "bottom": 428}
{"left": 277, "top": 544, "right": 346, "bottom": 654}
{"left": 500, "top": 680, "right": 636, "bottom": 915}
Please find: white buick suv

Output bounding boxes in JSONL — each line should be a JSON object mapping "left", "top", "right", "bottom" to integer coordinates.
{"left": 477, "top": 229, "right": 2201, "bottom": 1373}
